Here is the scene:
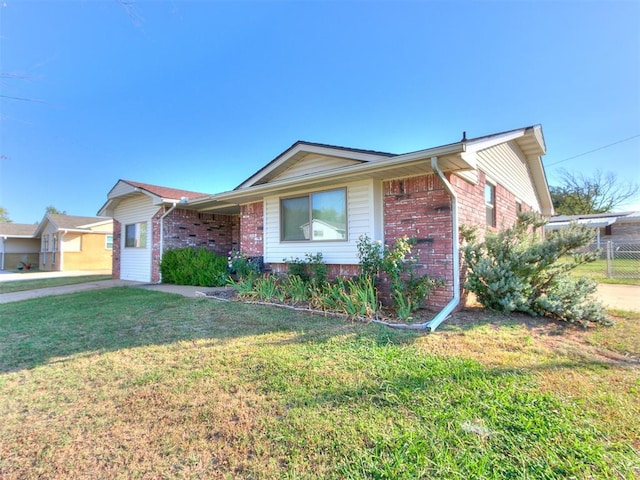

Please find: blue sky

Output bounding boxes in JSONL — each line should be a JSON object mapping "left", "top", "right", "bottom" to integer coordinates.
{"left": 1, "top": 0, "right": 639, "bottom": 224}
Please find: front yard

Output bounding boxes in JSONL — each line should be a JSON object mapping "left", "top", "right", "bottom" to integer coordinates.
{"left": 0, "top": 287, "right": 638, "bottom": 479}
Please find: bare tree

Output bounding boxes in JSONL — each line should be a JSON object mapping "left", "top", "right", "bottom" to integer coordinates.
{"left": 550, "top": 169, "right": 640, "bottom": 215}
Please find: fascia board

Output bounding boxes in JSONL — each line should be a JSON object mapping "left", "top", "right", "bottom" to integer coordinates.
{"left": 237, "top": 143, "right": 391, "bottom": 189}
{"left": 190, "top": 143, "right": 466, "bottom": 208}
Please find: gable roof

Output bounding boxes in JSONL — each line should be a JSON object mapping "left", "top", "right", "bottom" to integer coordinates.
{"left": 122, "top": 180, "right": 211, "bottom": 201}
{"left": 188, "top": 124, "right": 552, "bottom": 215}
{"left": 236, "top": 141, "right": 396, "bottom": 190}
{"left": 0, "top": 223, "right": 39, "bottom": 238}
{"left": 98, "top": 179, "right": 213, "bottom": 217}
{"left": 34, "top": 214, "right": 112, "bottom": 237}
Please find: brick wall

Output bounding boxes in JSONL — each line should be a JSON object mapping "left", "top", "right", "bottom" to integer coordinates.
{"left": 383, "top": 174, "right": 454, "bottom": 308}
{"left": 452, "top": 171, "right": 533, "bottom": 239}
{"left": 152, "top": 207, "right": 239, "bottom": 283}
{"left": 112, "top": 220, "right": 121, "bottom": 279}
{"left": 240, "top": 202, "right": 264, "bottom": 256}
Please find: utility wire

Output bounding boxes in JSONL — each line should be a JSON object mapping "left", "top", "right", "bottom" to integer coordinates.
{"left": 545, "top": 134, "right": 640, "bottom": 167}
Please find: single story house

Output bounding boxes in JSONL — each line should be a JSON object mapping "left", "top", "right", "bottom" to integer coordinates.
{"left": 544, "top": 211, "right": 640, "bottom": 248}
{"left": 0, "top": 223, "right": 40, "bottom": 270}
{"left": 100, "top": 125, "right": 553, "bottom": 328}
{"left": 34, "top": 214, "right": 114, "bottom": 272}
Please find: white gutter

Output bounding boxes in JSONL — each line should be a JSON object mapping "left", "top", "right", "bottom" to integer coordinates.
{"left": 374, "top": 156, "right": 460, "bottom": 332}
{"left": 158, "top": 202, "right": 179, "bottom": 283}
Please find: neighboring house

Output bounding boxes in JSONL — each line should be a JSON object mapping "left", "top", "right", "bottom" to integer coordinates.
{"left": 101, "top": 125, "right": 553, "bottom": 324}
{"left": 34, "top": 214, "right": 114, "bottom": 272}
{"left": 0, "top": 223, "right": 40, "bottom": 270}
{"left": 544, "top": 211, "right": 640, "bottom": 248}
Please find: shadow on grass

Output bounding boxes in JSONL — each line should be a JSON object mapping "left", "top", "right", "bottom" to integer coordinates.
{"left": 0, "top": 287, "right": 421, "bottom": 373}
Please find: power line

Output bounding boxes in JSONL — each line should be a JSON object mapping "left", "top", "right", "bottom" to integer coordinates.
{"left": 545, "top": 134, "right": 640, "bottom": 167}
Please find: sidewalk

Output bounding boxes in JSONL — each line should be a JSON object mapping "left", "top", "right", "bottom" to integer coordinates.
{"left": 0, "top": 279, "right": 213, "bottom": 305}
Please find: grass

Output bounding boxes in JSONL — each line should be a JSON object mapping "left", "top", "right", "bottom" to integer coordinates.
{"left": 569, "top": 258, "right": 640, "bottom": 285}
{"left": 0, "top": 288, "right": 638, "bottom": 479}
{"left": 0, "top": 275, "right": 112, "bottom": 294}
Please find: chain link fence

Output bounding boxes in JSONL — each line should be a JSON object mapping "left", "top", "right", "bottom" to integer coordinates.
{"left": 584, "top": 241, "right": 640, "bottom": 279}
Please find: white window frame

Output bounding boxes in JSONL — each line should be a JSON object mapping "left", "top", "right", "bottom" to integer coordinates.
{"left": 125, "top": 222, "right": 147, "bottom": 248}
{"left": 280, "top": 188, "right": 348, "bottom": 242}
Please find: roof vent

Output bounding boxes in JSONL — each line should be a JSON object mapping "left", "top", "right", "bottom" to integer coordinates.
{"left": 180, "top": 196, "right": 189, "bottom": 203}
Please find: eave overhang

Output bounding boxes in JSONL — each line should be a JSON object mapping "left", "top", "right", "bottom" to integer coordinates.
{"left": 188, "top": 142, "right": 470, "bottom": 213}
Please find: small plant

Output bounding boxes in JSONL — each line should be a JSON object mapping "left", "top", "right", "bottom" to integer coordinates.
{"left": 228, "top": 249, "right": 260, "bottom": 279}
{"left": 253, "top": 274, "right": 279, "bottom": 301}
{"left": 358, "top": 235, "right": 441, "bottom": 320}
{"left": 284, "top": 253, "right": 327, "bottom": 285}
{"left": 357, "top": 235, "right": 384, "bottom": 280}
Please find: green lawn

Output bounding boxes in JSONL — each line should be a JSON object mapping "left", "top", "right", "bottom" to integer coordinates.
{"left": 0, "top": 288, "right": 638, "bottom": 479}
{"left": 0, "top": 275, "right": 113, "bottom": 294}
{"left": 570, "top": 258, "right": 640, "bottom": 285}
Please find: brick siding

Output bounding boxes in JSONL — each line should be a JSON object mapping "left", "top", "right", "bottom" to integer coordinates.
{"left": 240, "top": 202, "right": 264, "bottom": 256}
{"left": 150, "top": 207, "right": 239, "bottom": 283}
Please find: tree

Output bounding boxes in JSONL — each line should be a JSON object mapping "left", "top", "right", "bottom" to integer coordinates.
{"left": 0, "top": 206, "right": 12, "bottom": 223}
{"left": 45, "top": 206, "right": 66, "bottom": 215}
{"left": 550, "top": 169, "right": 639, "bottom": 215}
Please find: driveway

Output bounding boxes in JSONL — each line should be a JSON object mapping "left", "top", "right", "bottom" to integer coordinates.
{"left": 595, "top": 284, "right": 640, "bottom": 312}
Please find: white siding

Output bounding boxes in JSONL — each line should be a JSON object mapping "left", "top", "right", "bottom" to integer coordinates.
{"left": 113, "top": 194, "right": 160, "bottom": 282}
{"left": 263, "top": 179, "right": 382, "bottom": 264}
{"left": 273, "top": 154, "right": 363, "bottom": 182}
{"left": 109, "top": 181, "right": 137, "bottom": 198}
{"left": 476, "top": 142, "right": 542, "bottom": 211}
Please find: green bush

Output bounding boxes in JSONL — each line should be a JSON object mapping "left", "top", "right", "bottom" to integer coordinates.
{"left": 461, "top": 213, "right": 611, "bottom": 326}
{"left": 160, "top": 247, "right": 228, "bottom": 287}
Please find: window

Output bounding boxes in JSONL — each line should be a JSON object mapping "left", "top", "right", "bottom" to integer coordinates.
{"left": 485, "top": 183, "right": 496, "bottom": 227}
{"left": 106, "top": 235, "right": 113, "bottom": 249}
{"left": 125, "top": 222, "right": 147, "bottom": 248}
{"left": 281, "top": 188, "right": 347, "bottom": 241}
{"left": 43, "top": 235, "right": 49, "bottom": 251}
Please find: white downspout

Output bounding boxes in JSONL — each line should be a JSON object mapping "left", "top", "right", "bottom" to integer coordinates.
{"left": 158, "top": 202, "right": 178, "bottom": 283}
{"left": 425, "top": 156, "right": 460, "bottom": 331}
{"left": 1, "top": 236, "right": 5, "bottom": 270}
{"left": 373, "top": 156, "right": 460, "bottom": 332}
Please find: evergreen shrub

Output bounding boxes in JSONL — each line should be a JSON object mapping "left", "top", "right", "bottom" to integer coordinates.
{"left": 460, "top": 212, "right": 611, "bottom": 326}
{"left": 160, "top": 247, "right": 228, "bottom": 287}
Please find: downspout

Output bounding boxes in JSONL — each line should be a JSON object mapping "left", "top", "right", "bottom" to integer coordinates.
{"left": 425, "top": 156, "right": 460, "bottom": 331}
{"left": 1, "top": 236, "right": 5, "bottom": 270}
{"left": 158, "top": 202, "right": 178, "bottom": 283}
{"left": 373, "top": 156, "right": 460, "bottom": 332}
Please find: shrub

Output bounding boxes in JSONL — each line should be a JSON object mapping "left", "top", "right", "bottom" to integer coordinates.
{"left": 357, "top": 235, "right": 442, "bottom": 320}
{"left": 284, "top": 253, "right": 328, "bottom": 285}
{"left": 228, "top": 249, "right": 260, "bottom": 279}
{"left": 160, "top": 247, "right": 228, "bottom": 287}
{"left": 460, "top": 212, "right": 611, "bottom": 326}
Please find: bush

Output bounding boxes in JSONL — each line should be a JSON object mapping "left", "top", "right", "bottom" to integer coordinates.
{"left": 460, "top": 213, "right": 611, "bottom": 326}
{"left": 284, "top": 253, "right": 328, "bottom": 285}
{"left": 160, "top": 247, "right": 228, "bottom": 287}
